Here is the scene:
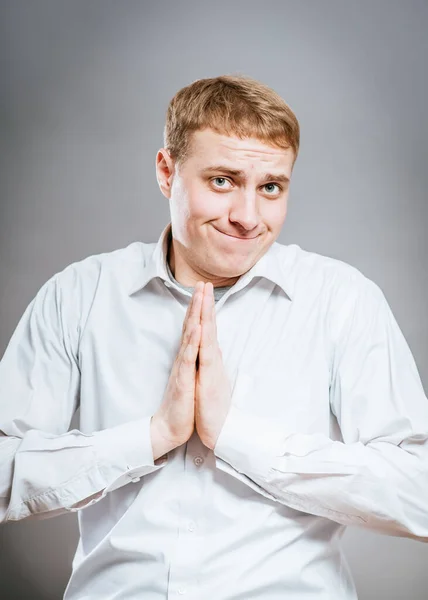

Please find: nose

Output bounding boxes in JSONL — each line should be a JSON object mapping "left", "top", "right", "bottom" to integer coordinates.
{"left": 229, "top": 190, "right": 260, "bottom": 232}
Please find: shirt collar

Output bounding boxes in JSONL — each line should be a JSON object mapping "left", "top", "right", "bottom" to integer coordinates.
{"left": 127, "top": 222, "right": 294, "bottom": 301}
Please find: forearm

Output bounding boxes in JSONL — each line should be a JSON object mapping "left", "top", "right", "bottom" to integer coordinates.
{"left": 1, "top": 415, "right": 168, "bottom": 522}
{"left": 214, "top": 404, "right": 428, "bottom": 541}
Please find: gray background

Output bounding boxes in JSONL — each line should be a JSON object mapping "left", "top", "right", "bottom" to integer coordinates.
{"left": 0, "top": 1, "right": 427, "bottom": 599}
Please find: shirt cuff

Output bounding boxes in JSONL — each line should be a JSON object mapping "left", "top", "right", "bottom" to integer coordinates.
{"left": 93, "top": 415, "right": 168, "bottom": 493}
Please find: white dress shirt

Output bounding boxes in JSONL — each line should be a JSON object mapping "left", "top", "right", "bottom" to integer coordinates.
{"left": 1, "top": 221, "right": 427, "bottom": 600}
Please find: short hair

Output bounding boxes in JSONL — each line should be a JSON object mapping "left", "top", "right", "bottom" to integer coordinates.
{"left": 163, "top": 74, "right": 300, "bottom": 168}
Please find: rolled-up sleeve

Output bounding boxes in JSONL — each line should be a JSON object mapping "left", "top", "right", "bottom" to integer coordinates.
{"left": 0, "top": 272, "right": 166, "bottom": 523}
{"left": 214, "top": 275, "right": 428, "bottom": 541}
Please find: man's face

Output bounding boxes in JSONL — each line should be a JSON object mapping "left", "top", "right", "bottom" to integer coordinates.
{"left": 157, "top": 127, "right": 295, "bottom": 287}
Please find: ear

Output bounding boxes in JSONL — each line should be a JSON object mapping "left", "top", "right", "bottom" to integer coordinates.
{"left": 155, "top": 148, "right": 175, "bottom": 199}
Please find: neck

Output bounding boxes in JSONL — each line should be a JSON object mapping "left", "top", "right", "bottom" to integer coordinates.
{"left": 167, "top": 233, "right": 240, "bottom": 288}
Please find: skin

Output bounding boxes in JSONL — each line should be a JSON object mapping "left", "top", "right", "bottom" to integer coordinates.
{"left": 156, "top": 127, "right": 296, "bottom": 287}
{"left": 153, "top": 128, "right": 296, "bottom": 450}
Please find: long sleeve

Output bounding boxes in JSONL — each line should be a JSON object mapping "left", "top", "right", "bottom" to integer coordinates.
{"left": 214, "top": 275, "right": 428, "bottom": 542}
{"left": 0, "top": 272, "right": 167, "bottom": 523}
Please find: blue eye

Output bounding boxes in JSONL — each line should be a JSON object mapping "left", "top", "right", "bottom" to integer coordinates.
{"left": 264, "top": 183, "right": 280, "bottom": 194}
{"left": 213, "top": 177, "right": 229, "bottom": 187}
{"left": 211, "top": 178, "right": 281, "bottom": 195}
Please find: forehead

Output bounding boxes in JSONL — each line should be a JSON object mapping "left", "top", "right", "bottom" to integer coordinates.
{"left": 188, "top": 128, "right": 294, "bottom": 167}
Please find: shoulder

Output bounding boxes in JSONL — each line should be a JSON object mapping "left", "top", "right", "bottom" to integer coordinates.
{"left": 274, "top": 240, "right": 385, "bottom": 327}
{"left": 42, "top": 240, "right": 154, "bottom": 337}
{"left": 52, "top": 240, "right": 152, "bottom": 290}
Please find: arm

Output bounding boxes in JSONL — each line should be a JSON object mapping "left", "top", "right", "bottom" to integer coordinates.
{"left": 214, "top": 275, "right": 428, "bottom": 541}
{"left": 0, "top": 270, "right": 168, "bottom": 523}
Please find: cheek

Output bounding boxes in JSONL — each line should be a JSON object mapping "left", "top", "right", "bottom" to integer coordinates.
{"left": 188, "top": 185, "right": 225, "bottom": 219}
{"left": 265, "top": 197, "right": 288, "bottom": 225}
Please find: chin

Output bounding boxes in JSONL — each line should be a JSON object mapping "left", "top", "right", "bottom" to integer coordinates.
{"left": 213, "top": 260, "right": 253, "bottom": 278}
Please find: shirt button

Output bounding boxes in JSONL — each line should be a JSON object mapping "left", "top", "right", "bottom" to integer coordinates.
{"left": 164, "top": 281, "right": 172, "bottom": 288}
{"left": 188, "top": 521, "right": 195, "bottom": 532}
{"left": 131, "top": 477, "right": 140, "bottom": 483}
{"left": 193, "top": 456, "right": 204, "bottom": 466}
{"left": 178, "top": 586, "right": 186, "bottom": 594}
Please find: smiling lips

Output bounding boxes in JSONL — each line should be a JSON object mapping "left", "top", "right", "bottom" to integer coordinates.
{"left": 214, "top": 227, "right": 259, "bottom": 240}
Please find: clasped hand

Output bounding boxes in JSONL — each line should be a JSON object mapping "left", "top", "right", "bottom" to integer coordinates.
{"left": 156, "top": 281, "right": 232, "bottom": 452}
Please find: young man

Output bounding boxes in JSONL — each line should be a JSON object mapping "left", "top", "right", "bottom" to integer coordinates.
{"left": 0, "top": 75, "right": 427, "bottom": 599}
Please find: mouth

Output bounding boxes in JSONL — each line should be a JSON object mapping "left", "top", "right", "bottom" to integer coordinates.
{"left": 213, "top": 226, "right": 260, "bottom": 241}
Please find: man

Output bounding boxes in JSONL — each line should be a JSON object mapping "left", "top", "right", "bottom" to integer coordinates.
{"left": 0, "top": 75, "right": 427, "bottom": 599}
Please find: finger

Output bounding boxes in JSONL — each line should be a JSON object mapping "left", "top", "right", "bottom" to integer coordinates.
{"left": 178, "top": 324, "right": 201, "bottom": 376}
{"left": 181, "top": 285, "right": 196, "bottom": 336}
{"left": 211, "top": 287, "right": 218, "bottom": 340}
{"left": 175, "top": 327, "right": 199, "bottom": 394}
{"left": 182, "top": 281, "right": 203, "bottom": 338}
{"left": 190, "top": 282, "right": 204, "bottom": 326}
{"left": 199, "top": 282, "right": 215, "bottom": 365}
{"left": 183, "top": 282, "right": 204, "bottom": 344}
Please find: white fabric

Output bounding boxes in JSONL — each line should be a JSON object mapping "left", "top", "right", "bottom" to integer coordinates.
{"left": 1, "top": 221, "right": 427, "bottom": 599}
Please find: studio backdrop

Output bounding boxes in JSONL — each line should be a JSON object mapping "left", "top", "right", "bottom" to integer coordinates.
{"left": 0, "top": 2, "right": 427, "bottom": 599}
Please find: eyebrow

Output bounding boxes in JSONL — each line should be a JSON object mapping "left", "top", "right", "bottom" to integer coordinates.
{"left": 200, "top": 164, "right": 290, "bottom": 185}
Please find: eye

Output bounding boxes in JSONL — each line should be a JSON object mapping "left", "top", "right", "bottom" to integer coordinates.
{"left": 263, "top": 183, "right": 282, "bottom": 195}
{"left": 211, "top": 177, "right": 232, "bottom": 189}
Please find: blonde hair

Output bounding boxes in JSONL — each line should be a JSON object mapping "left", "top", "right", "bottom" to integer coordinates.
{"left": 163, "top": 74, "right": 300, "bottom": 167}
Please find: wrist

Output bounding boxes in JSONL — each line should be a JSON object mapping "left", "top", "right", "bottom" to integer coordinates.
{"left": 150, "top": 414, "right": 177, "bottom": 461}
